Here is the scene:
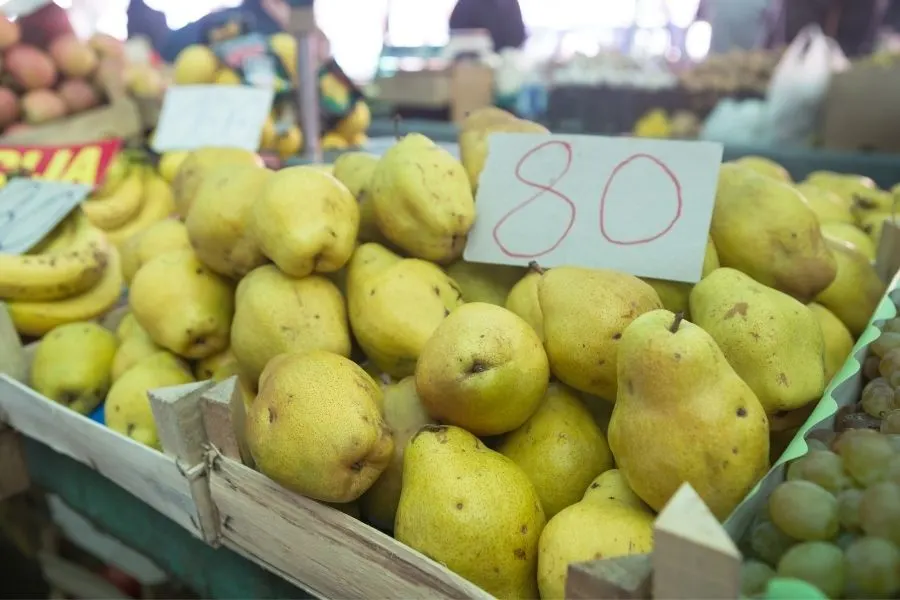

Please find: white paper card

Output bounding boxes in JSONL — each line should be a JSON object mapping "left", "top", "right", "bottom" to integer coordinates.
{"left": 465, "top": 134, "right": 723, "bottom": 283}
{"left": 0, "top": 0, "right": 53, "bottom": 17}
{"left": 0, "top": 179, "right": 90, "bottom": 255}
{"left": 152, "top": 85, "right": 274, "bottom": 153}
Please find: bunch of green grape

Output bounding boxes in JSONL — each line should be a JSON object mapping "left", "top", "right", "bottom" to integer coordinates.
{"left": 855, "top": 316, "right": 900, "bottom": 431}
{"left": 741, "top": 429, "right": 900, "bottom": 598}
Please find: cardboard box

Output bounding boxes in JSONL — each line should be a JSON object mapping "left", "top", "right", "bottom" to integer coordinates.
{"left": 822, "top": 62, "right": 900, "bottom": 152}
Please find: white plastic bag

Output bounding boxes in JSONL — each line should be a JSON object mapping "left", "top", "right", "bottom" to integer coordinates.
{"left": 700, "top": 98, "right": 769, "bottom": 146}
{"left": 765, "top": 24, "right": 849, "bottom": 146}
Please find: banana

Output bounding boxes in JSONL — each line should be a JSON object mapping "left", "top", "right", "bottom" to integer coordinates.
{"left": 82, "top": 170, "right": 145, "bottom": 231}
{"left": 0, "top": 212, "right": 111, "bottom": 302}
{"left": 104, "top": 172, "right": 177, "bottom": 248}
{"left": 8, "top": 245, "right": 124, "bottom": 337}
{"left": 28, "top": 213, "right": 78, "bottom": 255}
{"left": 96, "top": 154, "right": 132, "bottom": 197}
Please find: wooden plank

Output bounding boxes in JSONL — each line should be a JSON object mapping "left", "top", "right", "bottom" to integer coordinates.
{"left": 200, "top": 377, "right": 253, "bottom": 466}
{"left": 208, "top": 456, "right": 491, "bottom": 600}
{"left": 0, "top": 375, "right": 201, "bottom": 538}
{"left": 0, "top": 426, "right": 30, "bottom": 500}
{"left": 0, "top": 303, "right": 27, "bottom": 383}
{"left": 566, "top": 554, "right": 651, "bottom": 599}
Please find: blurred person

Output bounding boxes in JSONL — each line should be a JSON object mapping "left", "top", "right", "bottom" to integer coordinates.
{"left": 127, "top": 0, "right": 171, "bottom": 55}
{"left": 782, "top": 0, "right": 889, "bottom": 57}
{"left": 449, "top": 0, "right": 527, "bottom": 52}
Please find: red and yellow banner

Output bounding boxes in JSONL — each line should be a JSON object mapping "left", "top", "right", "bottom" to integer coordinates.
{"left": 0, "top": 139, "right": 122, "bottom": 187}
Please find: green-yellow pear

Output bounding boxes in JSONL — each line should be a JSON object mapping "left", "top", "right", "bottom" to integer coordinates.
{"left": 732, "top": 155, "right": 791, "bottom": 182}
{"left": 249, "top": 166, "right": 359, "bottom": 277}
{"left": 538, "top": 267, "right": 662, "bottom": 401}
{"left": 794, "top": 182, "right": 854, "bottom": 224}
{"left": 444, "top": 260, "right": 525, "bottom": 305}
{"left": 115, "top": 312, "right": 140, "bottom": 340}
{"left": 172, "top": 147, "right": 262, "bottom": 218}
{"left": 581, "top": 469, "right": 650, "bottom": 511}
{"left": 185, "top": 163, "right": 271, "bottom": 278}
{"left": 815, "top": 240, "right": 886, "bottom": 337}
{"left": 416, "top": 302, "right": 549, "bottom": 435}
{"left": 111, "top": 322, "right": 161, "bottom": 381}
{"left": 804, "top": 171, "right": 887, "bottom": 213}
{"left": 129, "top": 249, "right": 234, "bottom": 359}
{"left": 370, "top": 133, "right": 475, "bottom": 263}
{"left": 120, "top": 219, "right": 192, "bottom": 284}
{"left": 331, "top": 151, "right": 387, "bottom": 245}
{"left": 499, "top": 383, "right": 613, "bottom": 517}
{"left": 193, "top": 347, "right": 235, "bottom": 381}
{"left": 820, "top": 222, "right": 876, "bottom": 261}
{"left": 230, "top": 264, "right": 351, "bottom": 384}
{"left": 359, "top": 377, "right": 433, "bottom": 531}
{"left": 246, "top": 351, "right": 392, "bottom": 502}
{"left": 537, "top": 497, "right": 654, "bottom": 600}
{"left": 608, "top": 309, "right": 770, "bottom": 519}
{"left": 808, "top": 303, "right": 854, "bottom": 382}
{"left": 690, "top": 268, "right": 826, "bottom": 414}
{"left": 31, "top": 322, "right": 117, "bottom": 414}
{"left": 395, "top": 425, "right": 545, "bottom": 598}
{"left": 505, "top": 268, "right": 544, "bottom": 341}
{"left": 857, "top": 210, "right": 897, "bottom": 247}
{"left": 712, "top": 163, "right": 837, "bottom": 302}
{"left": 459, "top": 106, "right": 518, "bottom": 132}
{"left": 347, "top": 243, "right": 464, "bottom": 378}
{"left": 459, "top": 118, "right": 549, "bottom": 191}
{"left": 644, "top": 237, "right": 719, "bottom": 316}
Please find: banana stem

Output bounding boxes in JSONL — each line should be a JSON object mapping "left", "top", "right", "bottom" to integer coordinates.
{"left": 670, "top": 311, "right": 684, "bottom": 333}
{"left": 527, "top": 261, "right": 545, "bottom": 275}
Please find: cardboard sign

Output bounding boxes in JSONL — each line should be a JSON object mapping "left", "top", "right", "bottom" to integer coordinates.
{"left": 152, "top": 85, "right": 274, "bottom": 152}
{"left": 0, "top": 139, "right": 121, "bottom": 186}
{"left": 0, "top": 0, "right": 53, "bottom": 17}
{"left": 0, "top": 178, "right": 91, "bottom": 254}
{"left": 465, "top": 134, "right": 723, "bottom": 283}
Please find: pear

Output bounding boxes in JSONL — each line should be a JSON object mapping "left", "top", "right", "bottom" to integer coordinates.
{"left": 415, "top": 302, "right": 549, "bottom": 435}
{"left": 732, "top": 155, "right": 791, "bottom": 182}
{"left": 249, "top": 166, "right": 359, "bottom": 278}
{"left": 808, "top": 303, "right": 854, "bottom": 382}
{"left": 115, "top": 313, "right": 140, "bottom": 340}
{"left": 231, "top": 265, "right": 350, "bottom": 384}
{"left": 395, "top": 425, "right": 545, "bottom": 598}
{"left": 172, "top": 147, "right": 262, "bottom": 218}
{"left": 608, "top": 309, "right": 770, "bottom": 519}
{"left": 111, "top": 323, "right": 161, "bottom": 381}
{"left": 505, "top": 268, "right": 544, "bottom": 341}
{"left": 347, "top": 243, "right": 464, "bottom": 378}
{"left": 690, "top": 268, "right": 826, "bottom": 414}
{"left": 804, "top": 171, "right": 886, "bottom": 213}
{"left": 193, "top": 347, "right": 235, "bottom": 380}
{"left": 498, "top": 383, "right": 614, "bottom": 518}
{"left": 644, "top": 237, "right": 719, "bottom": 316}
{"left": 105, "top": 352, "right": 195, "bottom": 449}
{"left": 459, "top": 106, "right": 518, "bottom": 132}
{"left": 129, "top": 249, "right": 234, "bottom": 359}
{"left": 857, "top": 211, "right": 897, "bottom": 246}
{"left": 712, "top": 164, "right": 836, "bottom": 302}
{"left": 794, "top": 182, "right": 854, "bottom": 224}
{"left": 581, "top": 469, "right": 650, "bottom": 511}
{"left": 120, "top": 219, "right": 192, "bottom": 284}
{"left": 538, "top": 267, "right": 662, "bottom": 401}
{"left": 370, "top": 133, "right": 475, "bottom": 263}
{"left": 445, "top": 260, "right": 525, "bottom": 305}
{"left": 359, "top": 377, "right": 433, "bottom": 532}
{"left": 537, "top": 497, "right": 654, "bottom": 600}
{"left": 331, "top": 152, "right": 386, "bottom": 245}
{"left": 185, "top": 163, "right": 271, "bottom": 279}
{"left": 814, "top": 241, "right": 885, "bottom": 337}
{"left": 31, "top": 322, "right": 118, "bottom": 414}
{"left": 459, "top": 118, "right": 549, "bottom": 191}
{"left": 820, "top": 222, "right": 876, "bottom": 261}
{"left": 246, "top": 351, "right": 392, "bottom": 502}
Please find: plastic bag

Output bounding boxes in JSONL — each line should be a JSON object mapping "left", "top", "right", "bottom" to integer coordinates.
{"left": 764, "top": 24, "right": 849, "bottom": 146}
{"left": 699, "top": 98, "right": 769, "bottom": 145}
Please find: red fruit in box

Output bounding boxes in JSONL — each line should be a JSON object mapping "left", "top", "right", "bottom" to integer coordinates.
{"left": 5, "top": 44, "right": 57, "bottom": 90}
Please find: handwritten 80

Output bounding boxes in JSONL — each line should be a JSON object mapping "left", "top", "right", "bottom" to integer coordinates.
{"left": 490, "top": 140, "right": 685, "bottom": 259}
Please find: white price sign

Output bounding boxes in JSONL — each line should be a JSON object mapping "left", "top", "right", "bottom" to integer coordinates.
{"left": 465, "top": 134, "right": 723, "bottom": 283}
{"left": 152, "top": 85, "right": 274, "bottom": 153}
{"left": 0, "top": 179, "right": 90, "bottom": 255}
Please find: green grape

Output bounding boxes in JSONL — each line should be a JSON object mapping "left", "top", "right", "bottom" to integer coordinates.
{"left": 837, "top": 430, "right": 894, "bottom": 486}
{"left": 884, "top": 454, "right": 900, "bottom": 485}
{"left": 859, "top": 481, "right": 900, "bottom": 545}
{"left": 879, "top": 348, "right": 900, "bottom": 387}
{"left": 806, "top": 438, "right": 829, "bottom": 452}
{"left": 884, "top": 434, "right": 900, "bottom": 453}
{"left": 862, "top": 378, "right": 896, "bottom": 418}
{"left": 750, "top": 520, "right": 797, "bottom": 566}
{"left": 785, "top": 450, "right": 849, "bottom": 493}
{"left": 843, "top": 536, "right": 900, "bottom": 598}
{"left": 837, "top": 488, "right": 863, "bottom": 531}
{"left": 769, "top": 480, "right": 839, "bottom": 541}
{"left": 741, "top": 560, "right": 775, "bottom": 597}
{"left": 882, "top": 318, "right": 900, "bottom": 335}
{"left": 864, "top": 355, "right": 882, "bottom": 381}
{"left": 871, "top": 331, "right": 900, "bottom": 357}
{"left": 776, "top": 541, "right": 844, "bottom": 598}
{"left": 881, "top": 410, "right": 900, "bottom": 434}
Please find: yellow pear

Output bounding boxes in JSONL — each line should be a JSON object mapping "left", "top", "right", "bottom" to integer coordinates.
{"left": 105, "top": 352, "right": 195, "bottom": 449}
{"left": 537, "top": 498, "right": 654, "bottom": 600}
{"left": 643, "top": 237, "right": 719, "bottom": 316}
{"left": 331, "top": 151, "right": 388, "bottom": 245}
{"left": 115, "top": 312, "right": 140, "bottom": 340}
{"left": 172, "top": 147, "right": 261, "bottom": 218}
{"left": 857, "top": 210, "right": 897, "bottom": 246}
{"left": 231, "top": 265, "right": 351, "bottom": 384}
{"left": 731, "top": 156, "right": 791, "bottom": 182}
{"left": 193, "top": 347, "right": 235, "bottom": 381}
{"left": 130, "top": 250, "right": 235, "bottom": 359}
{"left": 795, "top": 182, "right": 854, "bottom": 224}
{"left": 459, "top": 106, "right": 518, "bottom": 132}
{"left": 459, "top": 118, "right": 549, "bottom": 191}
{"left": 815, "top": 240, "right": 886, "bottom": 337}
{"left": 608, "top": 309, "right": 770, "bottom": 519}
{"left": 820, "top": 222, "right": 876, "bottom": 261}
{"left": 808, "top": 303, "right": 854, "bottom": 382}
{"left": 445, "top": 260, "right": 526, "bottom": 306}
{"left": 359, "top": 377, "right": 433, "bottom": 531}
{"left": 347, "top": 243, "right": 464, "bottom": 378}
{"left": 111, "top": 322, "right": 161, "bottom": 381}
{"left": 246, "top": 351, "right": 392, "bottom": 502}
{"left": 498, "top": 383, "right": 614, "bottom": 518}
{"left": 690, "top": 268, "right": 826, "bottom": 414}
{"left": 538, "top": 267, "right": 662, "bottom": 401}
{"left": 30, "top": 322, "right": 117, "bottom": 414}
{"left": 250, "top": 166, "right": 359, "bottom": 278}
{"left": 415, "top": 302, "right": 549, "bottom": 435}
{"left": 370, "top": 133, "right": 475, "bottom": 263}
{"left": 711, "top": 164, "right": 836, "bottom": 302}
{"left": 804, "top": 171, "right": 890, "bottom": 215}
{"left": 396, "top": 425, "right": 545, "bottom": 599}
{"left": 581, "top": 469, "right": 650, "bottom": 511}
{"left": 119, "top": 218, "right": 192, "bottom": 284}
{"left": 185, "top": 164, "right": 272, "bottom": 279}
{"left": 506, "top": 268, "right": 544, "bottom": 341}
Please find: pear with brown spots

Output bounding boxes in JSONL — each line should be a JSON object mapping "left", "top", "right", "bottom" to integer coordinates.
{"left": 607, "top": 309, "right": 770, "bottom": 520}
{"left": 690, "top": 268, "right": 827, "bottom": 414}
{"left": 395, "top": 425, "right": 545, "bottom": 599}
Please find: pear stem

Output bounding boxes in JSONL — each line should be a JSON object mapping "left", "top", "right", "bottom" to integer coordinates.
{"left": 670, "top": 311, "right": 684, "bottom": 333}
{"left": 393, "top": 114, "right": 403, "bottom": 141}
{"left": 527, "top": 261, "right": 545, "bottom": 275}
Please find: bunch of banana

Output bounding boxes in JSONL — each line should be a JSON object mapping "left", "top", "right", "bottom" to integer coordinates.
{"left": 0, "top": 210, "right": 124, "bottom": 337}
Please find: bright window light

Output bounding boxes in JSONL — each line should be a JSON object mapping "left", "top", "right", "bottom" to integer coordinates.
{"left": 685, "top": 19, "right": 711, "bottom": 60}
